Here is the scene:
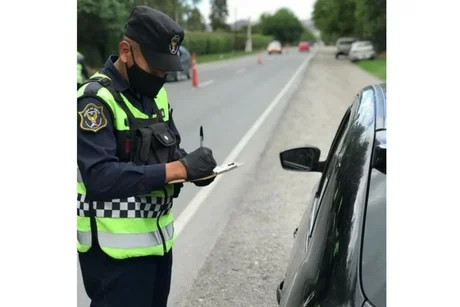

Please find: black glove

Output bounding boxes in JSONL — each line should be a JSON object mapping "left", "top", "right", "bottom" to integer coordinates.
{"left": 174, "top": 148, "right": 188, "bottom": 160}
{"left": 193, "top": 176, "right": 216, "bottom": 187}
{"left": 179, "top": 147, "right": 217, "bottom": 181}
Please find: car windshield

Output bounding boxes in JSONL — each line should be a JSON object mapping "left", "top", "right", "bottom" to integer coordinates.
{"left": 337, "top": 38, "right": 354, "bottom": 45}
{"left": 269, "top": 41, "right": 281, "bottom": 48}
{"left": 354, "top": 41, "right": 372, "bottom": 48}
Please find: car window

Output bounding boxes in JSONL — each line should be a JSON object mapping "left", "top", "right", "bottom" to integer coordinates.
{"left": 361, "top": 168, "right": 386, "bottom": 307}
{"left": 354, "top": 41, "right": 372, "bottom": 48}
{"left": 315, "top": 105, "right": 353, "bottom": 200}
{"left": 338, "top": 39, "right": 354, "bottom": 46}
{"left": 307, "top": 103, "right": 354, "bottom": 237}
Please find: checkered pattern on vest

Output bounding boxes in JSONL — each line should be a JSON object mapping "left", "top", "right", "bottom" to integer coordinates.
{"left": 77, "top": 194, "right": 173, "bottom": 218}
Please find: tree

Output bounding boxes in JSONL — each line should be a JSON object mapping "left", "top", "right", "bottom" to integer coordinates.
{"left": 259, "top": 8, "right": 304, "bottom": 44}
{"left": 313, "top": 0, "right": 356, "bottom": 43}
{"left": 78, "top": 0, "right": 205, "bottom": 66}
{"left": 312, "top": 0, "right": 386, "bottom": 51}
{"left": 186, "top": 7, "right": 206, "bottom": 31}
{"left": 301, "top": 27, "right": 317, "bottom": 42}
{"left": 209, "top": 0, "right": 229, "bottom": 31}
{"left": 78, "top": 0, "right": 134, "bottom": 65}
{"left": 354, "top": 0, "right": 386, "bottom": 52}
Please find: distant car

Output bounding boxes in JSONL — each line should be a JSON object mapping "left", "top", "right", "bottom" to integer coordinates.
{"left": 298, "top": 41, "right": 310, "bottom": 52}
{"left": 267, "top": 41, "right": 283, "bottom": 55}
{"left": 276, "top": 83, "right": 387, "bottom": 307}
{"left": 335, "top": 37, "right": 356, "bottom": 59}
{"left": 166, "top": 45, "right": 191, "bottom": 82}
{"left": 349, "top": 40, "right": 376, "bottom": 62}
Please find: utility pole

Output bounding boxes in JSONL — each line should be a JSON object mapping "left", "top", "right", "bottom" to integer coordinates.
{"left": 245, "top": 17, "right": 252, "bottom": 52}
{"left": 233, "top": 6, "right": 237, "bottom": 51}
{"left": 173, "top": 0, "right": 179, "bottom": 23}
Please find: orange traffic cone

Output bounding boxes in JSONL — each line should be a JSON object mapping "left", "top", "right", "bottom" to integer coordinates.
{"left": 191, "top": 52, "right": 199, "bottom": 87}
{"left": 257, "top": 56, "right": 262, "bottom": 64}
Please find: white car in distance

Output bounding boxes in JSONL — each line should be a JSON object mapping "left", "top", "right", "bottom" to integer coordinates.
{"left": 349, "top": 40, "right": 376, "bottom": 62}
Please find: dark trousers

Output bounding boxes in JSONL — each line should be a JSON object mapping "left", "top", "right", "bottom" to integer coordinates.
{"left": 79, "top": 244, "right": 173, "bottom": 307}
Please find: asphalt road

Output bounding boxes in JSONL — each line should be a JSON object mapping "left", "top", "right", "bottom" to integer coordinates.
{"left": 77, "top": 47, "right": 316, "bottom": 307}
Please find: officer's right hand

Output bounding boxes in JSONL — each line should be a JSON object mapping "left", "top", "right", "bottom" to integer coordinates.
{"left": 179, "top": 147, "right": 217, "bottom": 181}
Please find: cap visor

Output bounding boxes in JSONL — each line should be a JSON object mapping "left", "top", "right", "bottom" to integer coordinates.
{"left": 141, "top": 45, "right": 182, "bottom": 71}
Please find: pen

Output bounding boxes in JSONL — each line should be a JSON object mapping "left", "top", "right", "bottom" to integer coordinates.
{"left": 200, "top": 126, "right": 204, "bottom": 147}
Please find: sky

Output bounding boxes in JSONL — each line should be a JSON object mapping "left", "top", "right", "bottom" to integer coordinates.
{"left": 197, "top": 0, "right": 316, "bottom": 24}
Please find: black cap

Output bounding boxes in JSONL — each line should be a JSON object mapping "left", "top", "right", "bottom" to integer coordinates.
{"left": 124, "top": 6, "right": 185, "bottom": 71}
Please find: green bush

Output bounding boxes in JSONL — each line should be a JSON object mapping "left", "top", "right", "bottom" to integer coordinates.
{"left": 182, "top": 31, "right": 273, "bottom": 55}
{"left": 80, "top": 31, "right": 274, "bottom": 67}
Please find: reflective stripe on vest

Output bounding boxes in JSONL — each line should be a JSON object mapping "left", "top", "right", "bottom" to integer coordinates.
{"left": 77, "top": 222, "right": 174, "bottom": 249}
{"left": 77, "top": 72, "right": 176, "bottom": 259}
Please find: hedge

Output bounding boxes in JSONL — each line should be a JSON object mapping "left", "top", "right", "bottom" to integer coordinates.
{"left": 182, "top": 31, "right": 273, "bottom": 55}
{"left": 80, "top": 31, "right": 274, "bottom": 67}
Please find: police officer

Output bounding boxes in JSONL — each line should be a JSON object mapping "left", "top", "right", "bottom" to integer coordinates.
{"left": 77, "top": 6, "right": 217, "bottom": 307}
{"left": 77, "top": 51, "right": 89, "bottom": 88}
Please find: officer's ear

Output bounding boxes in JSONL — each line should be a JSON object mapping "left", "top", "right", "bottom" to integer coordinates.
{"left": 119, "top": 40, "right": 132, "bottom": 64}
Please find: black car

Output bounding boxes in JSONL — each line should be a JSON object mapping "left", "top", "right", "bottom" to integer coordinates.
{"left": 166, "top": 45, "right": 191, "bottom": 82}
{"left": 276, "top": 83, "right": 387, "bottom": 307}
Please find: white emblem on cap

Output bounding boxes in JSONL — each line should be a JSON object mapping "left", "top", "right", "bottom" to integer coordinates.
{"left": 169, "top": 34, "right": 180, "bottom": 55}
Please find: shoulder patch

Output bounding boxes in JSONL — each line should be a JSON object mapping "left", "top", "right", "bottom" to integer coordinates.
{"left": 78, "top": 103, "right": 107, "bottom": 132}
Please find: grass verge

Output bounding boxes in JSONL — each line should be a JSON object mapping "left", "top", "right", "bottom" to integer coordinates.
{"left": 356, "top": 58, "right": 386, "bottom": 81}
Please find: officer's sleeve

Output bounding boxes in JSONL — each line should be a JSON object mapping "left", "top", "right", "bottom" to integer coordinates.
{"left": 78, "top": 97, "right": 167, "bottom": 200}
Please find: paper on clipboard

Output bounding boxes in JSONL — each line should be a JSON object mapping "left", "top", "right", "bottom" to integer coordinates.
{"left": 168, "top": 162, "right": 243, "bottom": 184}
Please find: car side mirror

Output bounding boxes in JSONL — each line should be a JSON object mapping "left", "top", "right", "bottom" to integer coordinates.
{"left": 279, "top": 146, "right": 322, "bottom": 172}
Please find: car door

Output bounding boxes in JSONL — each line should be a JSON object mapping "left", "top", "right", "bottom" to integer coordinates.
{"left": 281, "top": 101, "right": 355, "bottom": 297}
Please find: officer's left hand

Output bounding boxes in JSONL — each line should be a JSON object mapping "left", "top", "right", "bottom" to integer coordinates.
{"left": 193, "top": 176, "right": 216, "bottom": 187}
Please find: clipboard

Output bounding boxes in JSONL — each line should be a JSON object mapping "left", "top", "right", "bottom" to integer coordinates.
{"left": 169, "top": 162, "right": 243, "bottom": 184}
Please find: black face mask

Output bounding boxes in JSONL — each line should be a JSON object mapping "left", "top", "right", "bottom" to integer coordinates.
{"left": 126, "top": 47, "right": 166, "bottom": 99}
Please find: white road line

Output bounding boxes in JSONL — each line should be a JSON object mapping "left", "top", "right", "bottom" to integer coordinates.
{"left": 236, "top": 68, "right": 246, "bottom": 74}
{"left": 174, "top": 53, "right": 316, "bottom": 236}
{"left": 199, "top": 80, "right": 214, "bottom": 87}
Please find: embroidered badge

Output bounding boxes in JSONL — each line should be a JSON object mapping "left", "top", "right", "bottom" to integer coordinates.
{"left": 169, "top": 34, "right": 180, "bottom": 55}
{"left": 78, "top": 103, "right": 107, "bottom": 132}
